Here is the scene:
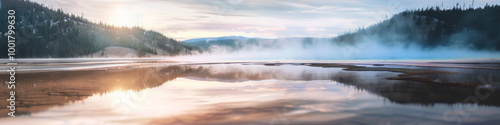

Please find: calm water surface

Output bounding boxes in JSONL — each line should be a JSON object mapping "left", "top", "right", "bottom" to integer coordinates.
{"left": 1, "top": 63, "right": 500, "bottom": 125}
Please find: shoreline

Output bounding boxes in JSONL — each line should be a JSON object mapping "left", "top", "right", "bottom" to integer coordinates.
{"left": 1, "top": 59, "right": 500, "bottom": 74}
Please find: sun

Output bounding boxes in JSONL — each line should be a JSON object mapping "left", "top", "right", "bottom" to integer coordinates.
{"left": 110, "top": 7, "right": 135, "bottom": 27}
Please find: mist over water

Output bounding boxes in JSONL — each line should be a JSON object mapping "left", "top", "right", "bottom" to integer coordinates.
{"left": 176, "top": 9, "right": 500, "bottom": 61}
{"left": 175, "top": 37, "right": 500, "bottom": 61}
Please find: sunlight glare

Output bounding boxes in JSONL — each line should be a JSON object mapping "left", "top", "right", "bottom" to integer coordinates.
{"left": 111, "top": 7, "right": 135, "bottom": 27}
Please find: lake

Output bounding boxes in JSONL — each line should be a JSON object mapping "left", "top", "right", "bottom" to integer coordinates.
{"left": 1, "top": 60, "right": 500, "bottom": 125}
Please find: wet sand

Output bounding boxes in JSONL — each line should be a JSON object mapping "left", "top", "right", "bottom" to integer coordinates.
{"left": 1, "top": 59, "right": 500, "bottom": 124}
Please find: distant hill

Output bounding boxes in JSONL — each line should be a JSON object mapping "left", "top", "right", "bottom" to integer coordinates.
{"left": 334, "top": 4, "right": 500, "bottom": 51}
{"left": 0, "top": 0, "right": 194, "bottom": 58}
{"left": 184, "top": 37, "right": 332, "bottom": 52}
{"left": 184, "top": 36, "right": 258, "bottom": 51}
{"left": 183, "top": 36, "right": 246, "bottom": 43}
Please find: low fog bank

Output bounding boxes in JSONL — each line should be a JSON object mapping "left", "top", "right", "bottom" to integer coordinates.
{"left": 177, "top": 7, "right": 500, "bottom": 61}
{"left": 175, "top": 37, "right": 499, "bottom": 61}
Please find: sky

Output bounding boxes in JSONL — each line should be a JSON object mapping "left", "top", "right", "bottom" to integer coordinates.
{"left": 32, "top": 0, "right": 500, "bottom": 41}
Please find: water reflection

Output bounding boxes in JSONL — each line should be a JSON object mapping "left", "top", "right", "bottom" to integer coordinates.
{"left": 0, "top": 66, "right": 182, "bottom": 115}
{"left": 1, "top": 63, "right": 500, "bottom": 124}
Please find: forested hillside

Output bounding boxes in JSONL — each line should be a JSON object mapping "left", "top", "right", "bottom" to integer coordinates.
{"left": 0, "top": 0, "right": 194, "bottom": 58}
{"left": 334, "top": 4, "right": 500, "bottom": 51}
{"left": 186, "top": 4, "right": 500, "bottom": 54}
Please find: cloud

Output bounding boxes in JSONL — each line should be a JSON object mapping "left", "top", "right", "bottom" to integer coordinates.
{"left": 241, "top": 26, "right": 288, "bottom": 31}
{"left": 31, "top": 0, "right": 500, "bottom": 40}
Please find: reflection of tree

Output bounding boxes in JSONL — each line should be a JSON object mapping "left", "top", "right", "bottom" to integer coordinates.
{"left": 175, "top": 64, "right": 500, "bottom": 107}
{"left": 1, "top": 63, "right": 499, "bottom": 117}
{"left": 0, "top": 66, "right": 186, "bottom": 116}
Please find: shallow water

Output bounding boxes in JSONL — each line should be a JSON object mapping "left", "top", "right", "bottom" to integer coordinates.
{"left": 1, "top": 63, "right": 500, "bottom": 125}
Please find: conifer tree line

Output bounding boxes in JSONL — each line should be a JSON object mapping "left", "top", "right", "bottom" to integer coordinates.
{"left": 406, "top": 4, "right": 500, "bottom": 50}
{"left": 0, "top": 0, "right": 193, "bottom": 58}
{"left": 187, "top": 3, "right": 500, "bottom": 53}
{"left": 333, "top": 3, "right": 500, "bottom": 51}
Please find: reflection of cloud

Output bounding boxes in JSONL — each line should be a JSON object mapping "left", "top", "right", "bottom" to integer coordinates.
{"left": 3, "top": 63, "right": 500, "bottom": 124}
{"left": 270, "top": 106, "right": 290, "bottom": 125}
{"left": 135, "top": 78, "right": 372, "bottom": 125}
{"left": 178, "top": 64, "right": 345, "bottom": 82}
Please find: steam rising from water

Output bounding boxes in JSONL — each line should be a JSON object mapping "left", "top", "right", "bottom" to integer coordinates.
{"left": 173, "top": 12, "right": 500, "bottom": 61}
{"left": 174, "top": 37, "right": 500, "bottom": 61}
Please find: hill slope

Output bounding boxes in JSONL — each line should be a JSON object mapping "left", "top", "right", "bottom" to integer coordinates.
{"left": 0, "top": 0, "right": 194, "bottom": 58}
{"left": 334, "top": 4, "right": 500, "bottom": 51}
{"left": 186, "top": 4, "right": 500, "bottom": 59}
